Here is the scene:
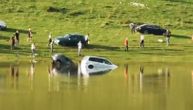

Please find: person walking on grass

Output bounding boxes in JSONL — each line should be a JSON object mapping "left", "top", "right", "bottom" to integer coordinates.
{"left": 124, "top": 37, "right": 128, "bottom": 51}
{"left": 31, "top": 43, "right": 36, "bottom": 58}
{"left": 28, "top": 28, "right": 32, "bottom": 42}
{"left": 10, "top": 33, "right": 16, "bottom": 50}
{"left": 15, "top": 30, "right": 20, "bottom": 46}
{"left": 77, "top": 41, "right": 82, "bottom": 56}
{"left": 140, "top": 34, "right": 145, "bottom": 48}
{"left": 165, "top": 29, "right": 171, "bottom": 46}
{"left": 48, "top": 32, "right": 52, "bottom": 47}
{"left": 49, "top": 40, "right": 54, "bottom": 53}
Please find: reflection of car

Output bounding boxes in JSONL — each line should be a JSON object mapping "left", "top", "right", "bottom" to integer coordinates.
{"left": 81, "top": 56, "right": 117, "bottom": 75}
{"left": 135, "top": 24, "right": 167, "bottom": 35}
{"left": 0, "top": 20, "right": 7, "bottom": 30}
{"left": 53, "top": 34, "right": 88, "bottom": 46}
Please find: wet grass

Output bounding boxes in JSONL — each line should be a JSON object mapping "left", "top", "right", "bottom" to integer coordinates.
{"left": 0, "top": 0, "right": 193, "bottom": 63}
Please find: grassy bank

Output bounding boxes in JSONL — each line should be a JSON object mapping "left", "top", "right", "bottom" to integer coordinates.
{"left": 0, "top": 0, "right": 193, "bottom": 63}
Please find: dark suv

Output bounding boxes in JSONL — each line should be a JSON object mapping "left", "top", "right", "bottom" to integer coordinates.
{"left": 53, "top": 34, "right": 88, "bottom": 46}
{"left": 135, "top": 24, "right": 167, "bottom": 35}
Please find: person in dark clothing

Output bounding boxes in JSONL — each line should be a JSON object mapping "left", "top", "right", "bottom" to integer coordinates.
{"left": 15, "top": 30, "right": 20, "bottom": 45}
{"left": 10, "top": 34, "right": 16, "bottom": 50}
{"left": 48, "top": 32, "right": 52, "bottom": 47}
{"left": 28, "top": 28, "right": 32, "bottom": 42}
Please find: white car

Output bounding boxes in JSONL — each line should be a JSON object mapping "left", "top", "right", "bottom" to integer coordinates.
{"left": 0, "top": 20, "right": 7, "bottom": 30}
{"left": 81, "top": 56, "right": 117, "bottom": 75}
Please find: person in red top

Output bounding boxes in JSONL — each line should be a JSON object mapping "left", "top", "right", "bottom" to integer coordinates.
{"left": 124, "top": 37, "right": 128, "bottom": 51}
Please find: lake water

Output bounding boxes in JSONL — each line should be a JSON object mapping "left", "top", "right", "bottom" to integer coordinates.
{"left": 0, "top": 62, "right": 193, "bottom": 110}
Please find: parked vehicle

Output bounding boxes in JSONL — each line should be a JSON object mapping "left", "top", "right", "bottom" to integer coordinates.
{"left": 135, "top": 24, "right": 167, "bottom": 35}
{"left": 53, "top": 34, "right": 88, "bottom": 46}
{"left": 0, "top": 20, "right": 7, "bottom": 30}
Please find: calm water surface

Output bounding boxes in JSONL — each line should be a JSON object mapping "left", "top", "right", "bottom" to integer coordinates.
{"left": 0, "top": 62, "right": 193, "bottom": 110}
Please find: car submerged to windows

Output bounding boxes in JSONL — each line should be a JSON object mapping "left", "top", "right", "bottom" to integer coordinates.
{"left": 53, "top": 34, "right": 89, "bottom": 46}
{"left": 81, "top": 56, "right": 117, "bottom": 75}
{"left": 135, "top": 24, "right": 167, "bottom": 35}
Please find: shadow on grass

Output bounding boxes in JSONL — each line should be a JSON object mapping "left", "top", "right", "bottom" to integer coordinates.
{"left": 0, "top": 44, "right": 31, "bottom": 56}
{"left": 171, "top": 34, "right": 190, "bottom": 39}
{"left": 2, "top": 27, "right": 36, "bottom": 34}
{"left": 164, "top": 0, "right": 193, "bottom": 4}
{"left": 87, "top": 44, "right": 120, "bottom": 51}
{"left": 138, "top": 47, "right": 185, "bottom": 56}
{"left": 0, "top": 35, "right": 10, "bottom": 40}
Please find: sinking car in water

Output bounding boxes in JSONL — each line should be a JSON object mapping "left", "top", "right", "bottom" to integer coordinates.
{"left": 135, "top": 24, "right": 167, "bottom": 35}
{"left": 0, "top": 20, "right": 7, "bottom": 30}
{"left": 51, "top": 54, "right": 117, "bottom": 76}
{"left": 53, "top": 34, "right": 89, "bottom": 47}
{"left": 51, "top": 54, "right": 78, "bottom": 75}
{"left": 81, "top": 56, "right": 117, "bottom": 75}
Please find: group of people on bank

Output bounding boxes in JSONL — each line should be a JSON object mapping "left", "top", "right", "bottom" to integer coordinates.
{"left": 123, "top": 28, "right": 171, "bottom": 51}
{"left": 9, "top": 28, "right": 88, "bottom": 58}
{"left": 9, "top": 28, "right": 36, "bottom": 57}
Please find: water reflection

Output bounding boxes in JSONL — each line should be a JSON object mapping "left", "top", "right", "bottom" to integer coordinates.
{"left": 47, "top": 61, "right": 99, "bottom": 92}
{"left": 140, "top": 66, "right": 170, "bottom": 93}
{"left": 10, "top": 64, "right": 19, "bottom": 89}
{"left": 124, "top": 64, "right": 129, "bottom": 80}
{"left": 192, "top": 70, "right": 193, "bottom": 89}
{"left": 1, "top": 62, "right": 193, "bottom": 110}
{"left": 28, "top": 61, "right": 35, "bottom": 90}
{"left": 124, "top": 64, "right": 171, "bottom": 93}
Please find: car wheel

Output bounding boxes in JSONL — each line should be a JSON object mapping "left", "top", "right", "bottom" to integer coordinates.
{"left": 88, "top": 65, "right": 94, "bottom": 69}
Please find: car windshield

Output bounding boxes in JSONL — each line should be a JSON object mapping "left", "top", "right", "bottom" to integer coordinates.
{"left": 89, "top": 57, "right": 112, "bottom": 65}
{"left": 145, "top": 25, "right": 162, "bottom": 29}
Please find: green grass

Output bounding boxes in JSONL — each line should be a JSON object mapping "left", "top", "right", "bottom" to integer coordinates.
{"left": 0, "top": 0, "right": 193, "bottom": 63}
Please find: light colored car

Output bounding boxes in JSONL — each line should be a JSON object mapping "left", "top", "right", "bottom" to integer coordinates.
{"left": 0, "top": 20, "right": 7, "bottom": 30}
{"left": 81, "top": 56, "right": 117, "bottom": 75}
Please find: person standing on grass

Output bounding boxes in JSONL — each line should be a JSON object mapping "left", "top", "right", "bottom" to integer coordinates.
{"left": 15, "top": 30, "right": 20, "bottom": 46}
{"left": 85, "top": 33, "right": 89, "bottom": 44}
{"left": 165, "top": 29, "right": 171, "bottom": 46}
{"left": 10, "top": 33, "right": 16, "bottom": 50}
{"left": 31, "top": 43, "right": 36, "bottom": 58}
{"left": 77, "top": 41, "right": 82, "bottom": 56}
{"left": 49, "top": 40, "right": 54, "bottom": 53}
{"left": 48, "top": 32, "right": 52, "bottom": 47}
{"left": 28, "top": 28, "right": 32, "bottom": 42}
{"left": 140, "top": 34, "right": 145, "bottom": 48}
{"left": 124, "top": 37, "right": 128, "bottom": 51}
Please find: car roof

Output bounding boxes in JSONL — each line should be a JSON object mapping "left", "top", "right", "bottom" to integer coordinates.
{"left": 139, "top": 24, "right": 163, "bottom": 29}
{"left": 0, "top": 20, "right": 6, "bottom": 25}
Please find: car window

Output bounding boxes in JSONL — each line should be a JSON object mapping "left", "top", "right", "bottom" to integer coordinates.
{"left": 89, "top": 57, "right": 112, "bottom": 65}
{"left": 70, "top": 36, "right": 78, "bottom": 40}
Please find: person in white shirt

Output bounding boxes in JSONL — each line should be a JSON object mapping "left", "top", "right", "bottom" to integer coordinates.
{"left": 77, "top": 41, "right": 82, "bottom": 56}
{"left": 48, "top": 32, "right": 52, "bottom": 47}
{"left": 140, "top": 34, "right": 144, "bottom": 47}
{"left": 31, "top": 43, "right": 36, "bottom": 57}
{"left": 85, "top": 33, "right": 89, "bottom": 44}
